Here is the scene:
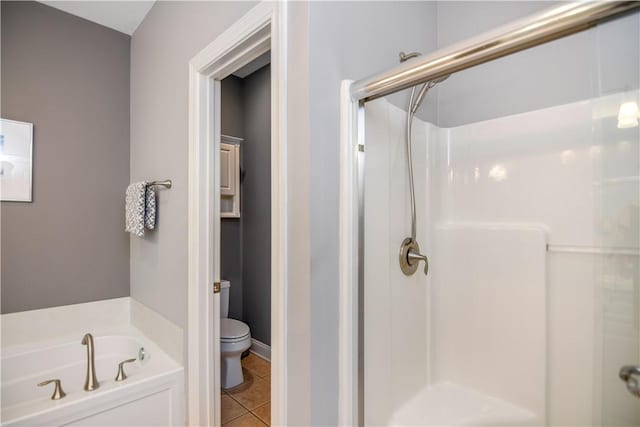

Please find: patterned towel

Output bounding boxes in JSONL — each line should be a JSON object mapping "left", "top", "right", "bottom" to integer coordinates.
{"left": 144, "top": 185, "right": 156, "bottom": 231}
{"left": 125, "top": 182, "right": 156, "bottom": 237}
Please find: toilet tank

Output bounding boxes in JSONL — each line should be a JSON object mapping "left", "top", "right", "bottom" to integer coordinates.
{"left": 220, "top": 280, "right": 231, "bottom": 318}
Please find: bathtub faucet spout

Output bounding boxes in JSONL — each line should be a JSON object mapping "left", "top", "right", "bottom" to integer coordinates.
{"left": 81, "top": 333, "right": 100, "bottom": 391}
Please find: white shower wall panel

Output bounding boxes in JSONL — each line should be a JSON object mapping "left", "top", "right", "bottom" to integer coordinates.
{"left": 434, "top": 92, "right": 639, "bottom": 426}
{"left": 362, "top": 93, "right": 638, "bottom": 426}
{"left": 431, "top": 224, "right": 547, "bottom": 423}
{"left": 439, "top": 99, "right": 597, "bottom": 247}
{"left": 363, "top": 98, "right": 433, "bottom": 425}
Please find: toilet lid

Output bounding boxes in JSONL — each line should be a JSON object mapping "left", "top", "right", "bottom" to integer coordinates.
{"left": 220, "top": 318, "right": 250, "bottom": 340}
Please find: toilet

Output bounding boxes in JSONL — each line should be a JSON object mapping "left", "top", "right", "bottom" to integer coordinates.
{"left": 220, "top": 280, "right": 252, "bottom": 389}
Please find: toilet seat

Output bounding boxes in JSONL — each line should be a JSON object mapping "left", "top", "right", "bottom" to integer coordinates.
{"left": 221, "top": 318, "right": 250, "bottom": 343}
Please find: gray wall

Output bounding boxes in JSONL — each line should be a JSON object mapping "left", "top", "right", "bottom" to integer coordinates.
{"left": 129, "top": 0, "right": 256, "bottom": 332}
{"left": 1, "top": 1, "right": 130, "bottom": 313}
{"left": 220, "top": 67, "right": 272, "bottom": 346}
{"left": 283, "top": 5, "right": 313, "bottom": 424}
{"left": 240, "top": 65, "right": 271, "bottom": 346}
{"left": 307, "top": 2, "right": 438, "bottom": 424}
{"left": 221, "top": 75, "right": 245, "bottom": 321}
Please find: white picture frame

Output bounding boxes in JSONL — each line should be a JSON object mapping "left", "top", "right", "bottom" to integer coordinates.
{"left": 0, "top": 118, "right": 33, "bottom": 202}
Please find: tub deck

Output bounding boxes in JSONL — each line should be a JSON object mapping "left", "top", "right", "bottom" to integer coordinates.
{"left": 1, "top": 326, "right": 184, "bottom": 426}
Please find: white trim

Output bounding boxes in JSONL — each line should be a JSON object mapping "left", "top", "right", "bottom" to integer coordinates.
{"left": 221, "top": 134, "right": 244, "bottom": 145}
{"left": 250, "top": 338, "right": 271, "bottom": 362}
{"left": 188, "top": 3, "right": 287, "bottom": 427}
{"left": 338, "top": 80, "right": 360, "bottom": 427}
{"left": 270, "top": 5, "right": 288, "bottom": 427}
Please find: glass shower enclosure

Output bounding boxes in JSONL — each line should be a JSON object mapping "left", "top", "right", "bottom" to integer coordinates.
{"left": 349, "top": 3, "right": 640, "bottom": 426}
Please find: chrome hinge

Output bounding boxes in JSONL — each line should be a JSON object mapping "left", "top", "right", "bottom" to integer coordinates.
{"left": 213, "top": 282, "right": 221, "bottom": 294}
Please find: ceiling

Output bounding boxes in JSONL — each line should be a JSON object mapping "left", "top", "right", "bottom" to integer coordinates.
{"left": 39, "top": 1, "right": 155, "bottom": 35}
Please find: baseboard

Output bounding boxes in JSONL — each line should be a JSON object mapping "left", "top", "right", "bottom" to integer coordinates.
{"left": 250, "top": 338, "right": 271, "bottom": 361}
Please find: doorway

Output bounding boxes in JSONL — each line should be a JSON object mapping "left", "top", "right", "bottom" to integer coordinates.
{"left": 219, "top": 54, "right": 272, "bottom": 426}
{"left": 187, "top": 3, "right": 286, "bottom": 426}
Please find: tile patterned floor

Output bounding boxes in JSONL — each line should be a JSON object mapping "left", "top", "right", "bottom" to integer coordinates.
{"left": 222, "top": 353, "right": 271, "bottom": 426}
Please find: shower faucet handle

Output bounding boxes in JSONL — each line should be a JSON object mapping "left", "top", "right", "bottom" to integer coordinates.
{"left": 38, "top": 379, "right": 66, "bottom": 400}
{"left": 115, "top": 358, "right": 137, "bottom": 382}
{"left": 619, "top": 365, "right": 640, "bottom": 398}
{"left": 407, "top": 249, "right": 429, "bottom": 276}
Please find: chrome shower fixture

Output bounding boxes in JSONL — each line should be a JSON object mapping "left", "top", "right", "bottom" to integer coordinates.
{"left": 399, "top": 237, "right": 429, "bottom": 276}
{"left": 399, "top": 51, "right": 421, "bottom": 63}
{"left": 398, "top": 51, "right": 448, "bottom": 276}
{"left": 411, "top": 75, "right": 450, "bottom": 115}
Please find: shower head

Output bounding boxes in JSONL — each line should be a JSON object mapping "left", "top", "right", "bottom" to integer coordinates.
{"left": 398, "top": 51, "right": 450, "bottom": 114}
{"left": 410, "top": 74, "right": 450, "bottom": 115}
{"left": 431, "top": 75, "right": 451, "bottom": 85}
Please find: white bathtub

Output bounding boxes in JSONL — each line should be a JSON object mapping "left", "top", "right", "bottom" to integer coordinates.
{"left": 1, "top": 327, "right": 184, "bottom": 426}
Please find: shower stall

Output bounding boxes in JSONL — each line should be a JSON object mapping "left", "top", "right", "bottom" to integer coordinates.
{"left": 340, "top": 2, "right": 640, "bottom": 426}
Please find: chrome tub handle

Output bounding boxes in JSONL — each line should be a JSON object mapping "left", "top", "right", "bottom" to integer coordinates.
{"left": 38, "top": 379, "right": 66, "bottom": 400}
{"left": 115, "top": 358, "right": 137, "bottom": 381}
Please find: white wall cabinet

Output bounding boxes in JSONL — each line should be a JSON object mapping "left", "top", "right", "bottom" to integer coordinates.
{"left": 220, "top": 135, "right": 242, "bottom": 218}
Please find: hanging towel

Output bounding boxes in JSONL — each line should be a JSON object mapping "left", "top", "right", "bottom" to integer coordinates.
{"left": 125, "top": 182, "right": 156, "bottom": 237}
{"left": 144, "top": 185, "right": 156, "bottom": 230}
{"left": 125, "top": 182, "right": 146, "bottom": 236}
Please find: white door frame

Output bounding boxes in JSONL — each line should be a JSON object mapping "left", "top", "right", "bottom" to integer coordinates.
{"left": 338, "top": 80, "right": 361, "bottom": 427}
{"left": 188, "top": 3, "right": 287, "bottom": 426}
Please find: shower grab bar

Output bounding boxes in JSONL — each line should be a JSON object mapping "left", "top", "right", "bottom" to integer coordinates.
{"left": 350, "top": 1, "right": 640, "bottom": 103}
{"left": 546, "top": 244, "right": 640, "bottom": 257}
